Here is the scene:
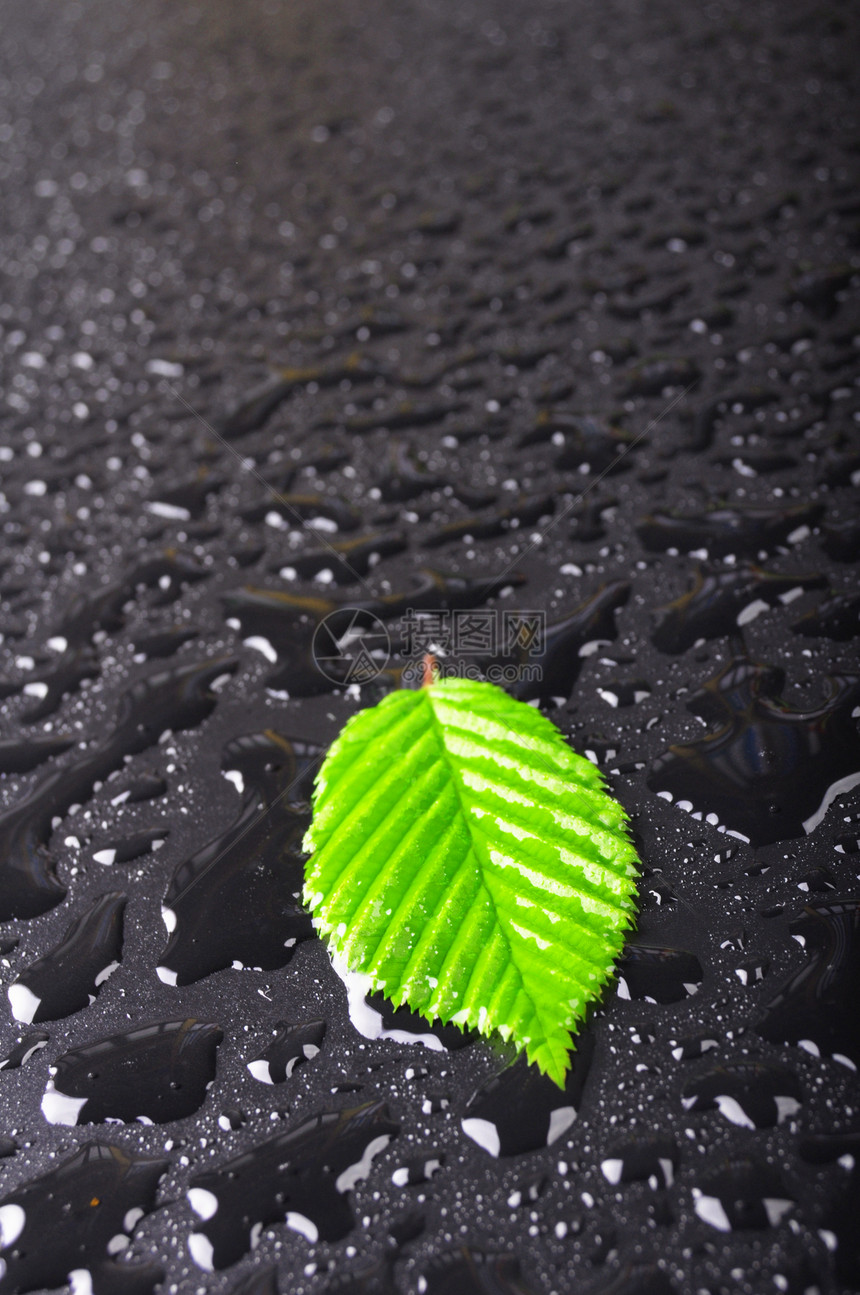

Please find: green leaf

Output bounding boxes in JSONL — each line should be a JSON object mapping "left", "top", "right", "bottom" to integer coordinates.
{"left": 302, "top": 677, "right": 639, "bottom": 1086}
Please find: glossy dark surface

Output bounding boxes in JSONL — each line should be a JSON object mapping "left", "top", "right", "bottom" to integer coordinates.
{"left": 0, "top": 0, "right": 858, "bottom": 1292}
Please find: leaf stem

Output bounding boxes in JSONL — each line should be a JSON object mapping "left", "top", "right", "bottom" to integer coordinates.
{"left": 422, "top": 653, "right": 438, "bottom": 687}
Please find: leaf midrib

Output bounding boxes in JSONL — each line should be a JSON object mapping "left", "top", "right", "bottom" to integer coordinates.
{"left": 422, "top": 685, "right": 561, "bottom": 1054}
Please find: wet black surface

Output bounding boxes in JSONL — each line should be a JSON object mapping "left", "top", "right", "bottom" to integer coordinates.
{"left": 0, "top": 0, "right": 858, "bottom": 1292}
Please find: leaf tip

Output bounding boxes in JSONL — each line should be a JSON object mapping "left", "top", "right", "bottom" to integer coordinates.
{"left": 528, "top": 1037, "right": 572, "bottom": 1089}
